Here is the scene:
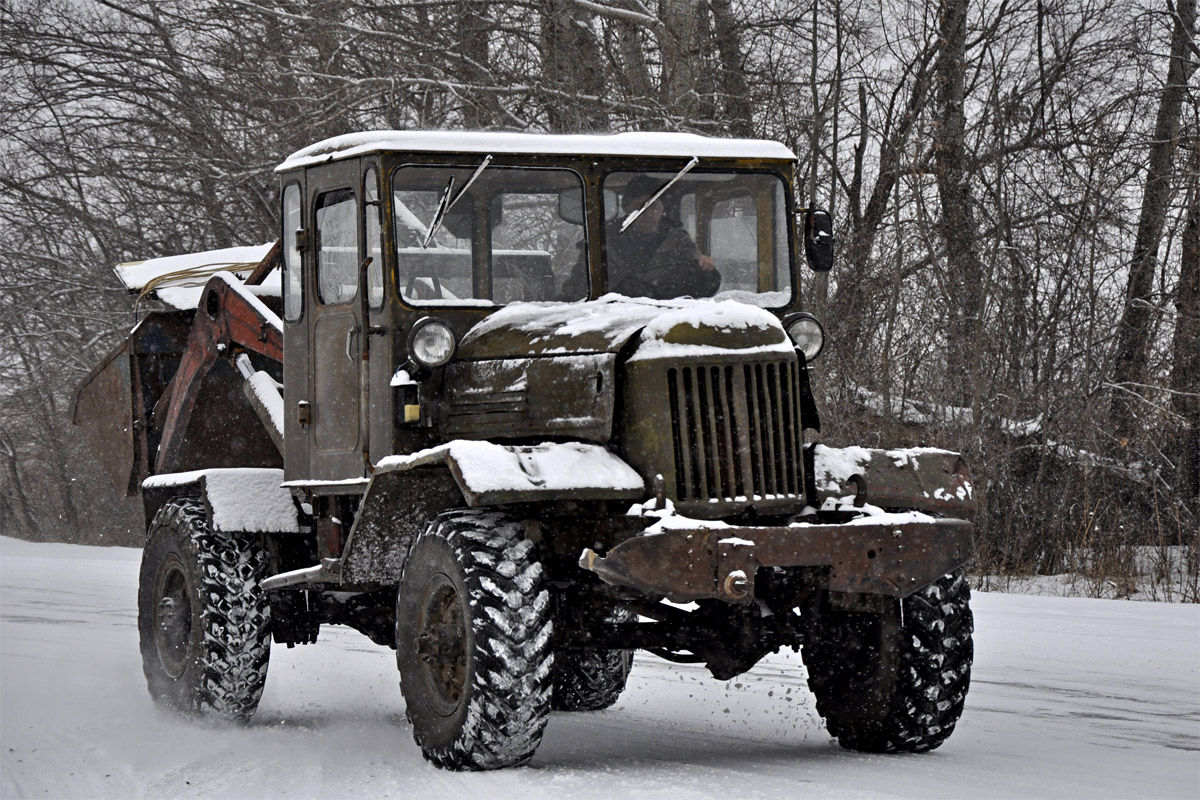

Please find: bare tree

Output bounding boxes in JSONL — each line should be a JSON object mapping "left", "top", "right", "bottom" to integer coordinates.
{"left": 539, "top": 1, "right": 610, "bottom": 132}
{"left": 1170, "top": 132, "right": 1200, "bottom": 503}
{"left": 1110, "top": 0, "right": 1198, "bottom": 442}
{"left": 932, "top": 0, "right": 984, "bottom": 414}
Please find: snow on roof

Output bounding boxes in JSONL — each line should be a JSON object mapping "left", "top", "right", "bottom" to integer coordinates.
{"left": 277, "top": 131, "right": 797, "bottom": 172}
{"left": 114, "top": 243, "right": 278, "bottom": 310}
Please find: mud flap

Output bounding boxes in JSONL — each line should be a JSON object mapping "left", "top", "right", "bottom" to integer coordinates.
{"left": 338, "top": 468, "right": 464, "bottom": 584}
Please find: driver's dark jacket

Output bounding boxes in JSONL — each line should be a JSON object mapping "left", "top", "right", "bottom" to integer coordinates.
{"left": 560, "top": 217, "right": 721, "bottom": 300}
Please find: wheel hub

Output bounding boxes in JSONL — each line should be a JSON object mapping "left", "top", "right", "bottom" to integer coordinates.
{"left": 154, "top": 556, "right": 192, "bottom": 679}
{"left": 415, "top": 576, "right": 467, "bottom": 714}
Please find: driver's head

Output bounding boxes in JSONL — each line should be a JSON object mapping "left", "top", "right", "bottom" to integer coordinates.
{"left": 622, "top": 175, "right": 663, "bottom": 233}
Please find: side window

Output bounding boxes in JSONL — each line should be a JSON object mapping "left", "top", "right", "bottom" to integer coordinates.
{"left": 282, "top": 184, "right": 302, "bottom": 322}
{"left": 365, "top": 168, "right": 384, "bottom": 308}
{"left": 315, "top": 188, "right": 358, "bottom": 305}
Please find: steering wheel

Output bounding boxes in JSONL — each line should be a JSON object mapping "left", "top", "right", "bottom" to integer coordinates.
{"left": 618, "top": 259, "right": 718, "bottom": 300}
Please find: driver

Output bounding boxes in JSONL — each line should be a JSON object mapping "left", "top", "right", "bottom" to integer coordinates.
{"left": 606, "top": 175, "right": 720, "bottom": 299}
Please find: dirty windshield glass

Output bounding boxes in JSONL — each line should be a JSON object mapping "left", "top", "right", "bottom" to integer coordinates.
{"left": 601, "top": 170, "right": 792, "bottom": 307}
{"left": 393, "top": 166, "right": 586, "bottom": 305}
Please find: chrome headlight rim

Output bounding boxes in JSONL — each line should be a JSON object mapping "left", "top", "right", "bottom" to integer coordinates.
{"left": 407, "top": 316, "right": 457, "bottom": 369}
{"left": 782, "top": 312, "right": 825, "bottom": 363}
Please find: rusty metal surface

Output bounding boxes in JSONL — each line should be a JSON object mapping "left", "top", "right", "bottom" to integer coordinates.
{"left": 623, "top": 350, "right": 807, "bottom": 520}
{"left": 442, "top": 354, "right": 616, "bottom": 442}
{"left": 810, "top": 445, "right": 977, "bottom": 521}
{"left": 73, "top": 312, "right": 191, "bottom": 497}
{"left": 73, "top": 338, "right": 136, "bottom": 497}
{"left": 580, "top": 517, "right": 973, "bottom": 602}
{"left": 154, "top": 275, "right": 284, "bottom": 474}
{"left": 243, "top": 239, "right": 282, "bottom": 286}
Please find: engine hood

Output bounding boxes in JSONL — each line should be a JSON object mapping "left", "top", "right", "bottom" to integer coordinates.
{"left": 457, "top": 295, "right": 790, "bottom": 359}
{"left": 444, "top": 296, "right": 795, "bottom": 445}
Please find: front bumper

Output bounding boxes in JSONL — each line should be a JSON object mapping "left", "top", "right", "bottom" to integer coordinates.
{"left": 579, "top": 516, "right": 973, "bottom": 603}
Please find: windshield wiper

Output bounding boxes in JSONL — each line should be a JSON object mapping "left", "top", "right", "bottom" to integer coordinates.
{"left": 421, "top": 154, "right": 493, "bottom": 248}
{"left": 619, "top": 156, "right": 700, "bottom": 233}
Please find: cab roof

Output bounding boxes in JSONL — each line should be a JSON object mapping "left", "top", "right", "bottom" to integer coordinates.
{"left": 276, "top": 131, "right": 798, "bottom": 173}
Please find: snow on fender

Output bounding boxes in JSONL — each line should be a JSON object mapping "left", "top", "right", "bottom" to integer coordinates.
{"left": 335, "top": 441, "right": 647, "bottom": 585}
{"left": 142, "top": 468, "right": 301, "bottom": 534}
{"left": 374, "top": 440, "right": 646, "bottom": 505}
{"left": 809, "top": 444, "right": 976, "bottom": 520}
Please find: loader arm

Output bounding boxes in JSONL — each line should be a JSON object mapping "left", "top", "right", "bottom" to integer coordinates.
{"left": 153, "top": 272, "right": 284, "bottom": 474}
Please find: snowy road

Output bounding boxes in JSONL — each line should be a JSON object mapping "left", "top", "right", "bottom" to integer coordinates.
{"left": 1, "top": 536, "right": 1197, "bottom": 800}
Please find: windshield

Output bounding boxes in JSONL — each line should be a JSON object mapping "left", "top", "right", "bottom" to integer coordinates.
{"left": 393, "top": 165, "right": 587, "bottom": 305}
{"left": 602, "top": 170, "right": 792, "bottom": 307}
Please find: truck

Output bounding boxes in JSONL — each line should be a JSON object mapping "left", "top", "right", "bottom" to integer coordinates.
{"left": 74, "top": 131, "right": 976, "bottom": 770}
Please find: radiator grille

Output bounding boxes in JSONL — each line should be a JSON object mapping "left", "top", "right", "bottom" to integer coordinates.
{"left": 667, "top": 361, "right": 803, "bottom": 504}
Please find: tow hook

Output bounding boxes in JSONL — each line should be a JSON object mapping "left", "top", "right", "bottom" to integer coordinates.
{"left": 723, "top": 569, "right": 750, "bottom": 599}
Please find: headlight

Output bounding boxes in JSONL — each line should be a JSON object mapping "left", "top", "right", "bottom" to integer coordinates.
{"left": 408, "top": 317, "right": 457, "bottom": 368}
{"left": 784, "top": 313, "right": 825, "bottom": 362}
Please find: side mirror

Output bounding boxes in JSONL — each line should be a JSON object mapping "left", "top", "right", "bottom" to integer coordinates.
{"left": 559, "top": 189, "right": 622, "bottom": 224}
{"left": 558, "top": 191, "right": 585, "bottom": 225}
{"left": 802, "top": 208, "right": 834, "bottom": 272}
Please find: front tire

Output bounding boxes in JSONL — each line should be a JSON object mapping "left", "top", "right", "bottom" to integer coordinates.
{"left": 137, "top": 498, "right": 271, "bottom": 722}
{"left": 802, "top": 570, "right": 973, "bottom": 753}
{"left": 396, "top": 509, "right": 552, "bottom": 770}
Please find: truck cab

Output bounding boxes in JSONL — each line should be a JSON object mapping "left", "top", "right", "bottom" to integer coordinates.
{"left": 273, "top": 132, "right": 819, "bottom": 486}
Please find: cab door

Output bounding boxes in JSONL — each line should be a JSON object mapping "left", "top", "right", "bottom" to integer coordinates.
{"left": 307, "top": 161, "right": 364, "bottom": 480}
{"left": 281, "top": 177, "right": 309, "bottom": 483}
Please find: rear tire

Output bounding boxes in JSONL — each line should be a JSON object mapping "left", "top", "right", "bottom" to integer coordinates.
{"left": 396, "top": 509, "right": 552, "bottom": 770}
{"left": 137, "top": 498, "right": 271, "bottom": 722}
{"left": 802, "top": 570, "right": 973, "bottom": 753}
{"left": 552, "top": 605, "right": 633, "bottom": 712}
{"left": 552, "top": 648, "right": 632, "bottom": 712}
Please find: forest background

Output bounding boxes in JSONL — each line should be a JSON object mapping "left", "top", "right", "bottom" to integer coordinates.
{"left": 1, "top": 0, "right": 1196, "bottom": 597}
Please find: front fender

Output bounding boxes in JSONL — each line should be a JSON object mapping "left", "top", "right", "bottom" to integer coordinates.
{"left": 338, "top": 441, "right": 646, "bottom": 584}
{"left": 373, "top": 440, "right": 646, "bottom": 506}
{"left": 809, "top": 444, "right": 976, "bottom": 520}
{"left": 141, "top": 467, "right": 301, "bottom": 534}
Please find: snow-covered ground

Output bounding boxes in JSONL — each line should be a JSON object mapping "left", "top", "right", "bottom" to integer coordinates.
{"left": 1, "top": 536, "right": 1197, "bottom": 799}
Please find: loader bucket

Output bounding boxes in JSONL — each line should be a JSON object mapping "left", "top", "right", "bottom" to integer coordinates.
{"left": 73, "top": 312, "right": 191, "bottom": 496}
{"left": 73, "top": 307, "right": 285, "bottom": 497}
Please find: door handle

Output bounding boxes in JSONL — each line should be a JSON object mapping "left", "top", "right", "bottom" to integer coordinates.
{"left": 345, "top": 324, "right": 360, "bottom": 360}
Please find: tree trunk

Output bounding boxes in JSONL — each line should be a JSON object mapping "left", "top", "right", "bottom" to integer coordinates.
{"left": 1110, "top": 0, "right": 1198, "bottom": 440}
{"left": 456, "top": 2, "right": 495, "bottom": 128}
{"left": 0, "top": 429, "right": 39, "bottom": 536}
{"left": 658, "top": 0, "right": 712, "bottom": 124}
{"left": 832, "top": 41, "right": 939, "bottom": 348}
{"left": 708, "top": 0, "right": 752, "bottom": 136}
{"left": 933, "top": 0, "right": 984, "bottom": 413}
{"left": 612, "top": 17, "right": 654, "bottom": 103}
{"left": 539, "top": 1, "right": 609, "bottom": 133}
{"left": 1169, "top": 137, "right": 1200, "bottom": 505}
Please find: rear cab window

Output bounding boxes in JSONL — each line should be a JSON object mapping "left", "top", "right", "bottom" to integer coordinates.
{"left": 392, "top": 165, "right": 587, "bottom": 305}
